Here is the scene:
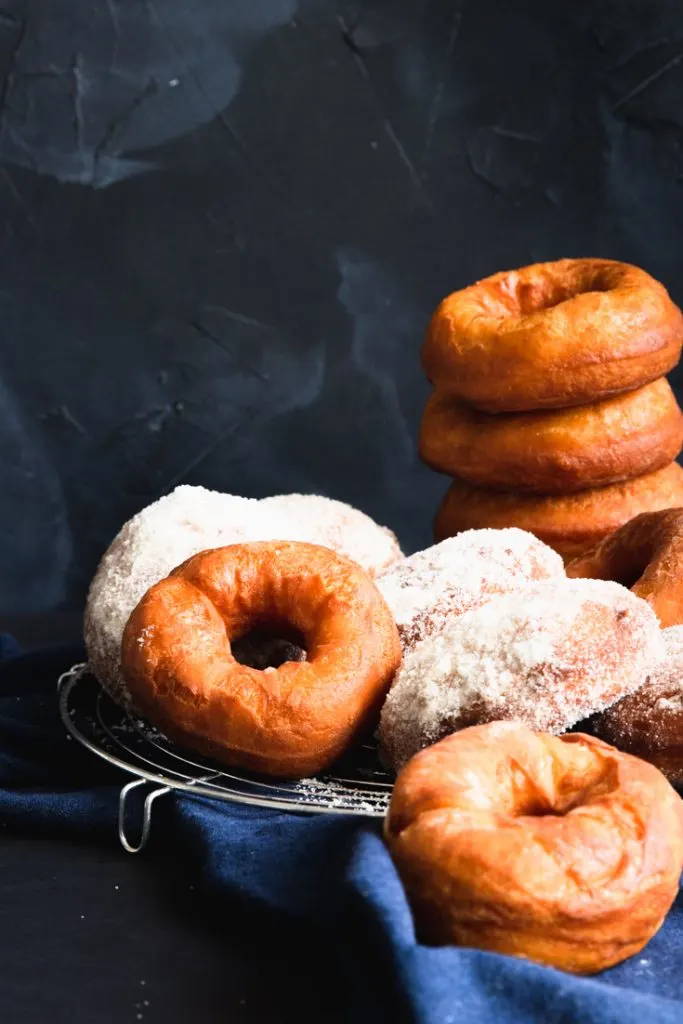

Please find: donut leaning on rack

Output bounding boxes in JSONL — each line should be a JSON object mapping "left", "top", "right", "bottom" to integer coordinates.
{"left": 120, "top": 541, "right": 402, "bottom": 778}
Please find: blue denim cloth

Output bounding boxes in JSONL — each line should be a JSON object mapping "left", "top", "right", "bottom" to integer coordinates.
{"left": 1, "top": 637, "right": 682, "bottom": 1023}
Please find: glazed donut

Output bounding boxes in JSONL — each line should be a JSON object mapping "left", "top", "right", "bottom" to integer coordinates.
{"left": 376, "top": 527, "right": 564, "bottom": 650}
{"left": 385, "top": 722, "right": 683, "bottom": 974}
{"left": 566, "top": 508, "right": 683, "bottom": 627}
{"left": 378, "top": 578, "right": 663, "bottom": 772}
{"left": 422, "top": 258, "right": 683, "bottom": 412}
{"left": 84, "top": 485, "right": 402, "bottom": 703}
{"left": 420, "top": 379, "right": 683, "bottom": 494}
{"left": 590, "top": 626, "right": 683, "bottom": 784}
{"left": 434, "top": 462, "right": 683, "bottom": 561}
{"left": 120, "top": 541, "right": 402, "bottom": 778}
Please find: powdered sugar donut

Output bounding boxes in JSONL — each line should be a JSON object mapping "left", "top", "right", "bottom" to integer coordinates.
{"left": 376, "top": 528, "right": 565, "bottom": 649}
{"left": 378, "top": 578, "right": 664, "bottom": 771}
{"left": 84, "top": 485, "right": 402, "bottom": 704}
{"left": 260, "top": 493, "right": 402, "bottom": 577}
{"left": 590, "top": 625, "right": 683, "bottom": 784}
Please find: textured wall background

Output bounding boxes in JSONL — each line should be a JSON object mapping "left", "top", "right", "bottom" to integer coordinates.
{"left": 2, "top": 0, "right": 683, "bottom": 616}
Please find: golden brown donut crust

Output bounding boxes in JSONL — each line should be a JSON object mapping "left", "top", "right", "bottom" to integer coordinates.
{"left": 385, "top": 722, "right": 683, "bottom": 974}
{"left": 121, "top": 541, "right": 402, "bottom": 778}
{"left": 434, "top": 462, "right": 683, "bottom": 561}
{"left": 420, "top": 379, "right": 683, "bottom": 494}
{"left": 422, "top": 258, "right": 683, "bottom": 412}
{"left": 590, "top": 626, "right": 683, "bottom": 785}
{"left": 567, "top": 508, "right": 683, "bottom": 627}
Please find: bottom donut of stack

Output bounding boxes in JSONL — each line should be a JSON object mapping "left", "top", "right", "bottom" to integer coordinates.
{"left": 433, "top": 462, "right": 683, "bottom": 561}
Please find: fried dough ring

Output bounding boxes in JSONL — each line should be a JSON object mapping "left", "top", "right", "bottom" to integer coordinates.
{"left": 422, "top": 259, "right": 683, "bottom": 412}
{"left": 84, "top": 485, "right": 403, "bottom": 706}
{"left": 420, "top": 379, "right": 683, "bottom": 494}
{"left": 120, "top": 541, "right": 402, "bottom": 778}
{"left": 590, "top": 626, "right": 683, "bottom": 785}
{"left": 434, "top": 462, "right": 683, "bottom": 561}
{"left": 385, "top": 722, "right": 683, "bottom": 974}
{"left": 567, "top": 508, "right": 683, "bottom": 627}
{"left": 377, "top": 578, "right": 663, "bottom": 771}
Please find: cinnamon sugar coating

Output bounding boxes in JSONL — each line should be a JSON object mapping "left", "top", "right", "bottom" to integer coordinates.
{"left": 591, "top": 625, "right": 683, "bottom": 783}
{"left": 379, "top": 579, "right": 664, "bottom": 771}
{"left": 376, "top": 528, "right": 564, "bottom": 650}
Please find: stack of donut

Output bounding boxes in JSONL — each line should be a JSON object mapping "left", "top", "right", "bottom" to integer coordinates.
{"left": 421, "top": 258, "right": 683, "bottom": 559}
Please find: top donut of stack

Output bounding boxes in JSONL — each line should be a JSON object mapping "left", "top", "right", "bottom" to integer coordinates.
{"left": 422, "top": 258, "right": 683, "bottom": 413}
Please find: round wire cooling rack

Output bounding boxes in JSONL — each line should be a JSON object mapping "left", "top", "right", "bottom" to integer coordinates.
{"left": 57, "top": 664, "right": 394, "bottom": 854}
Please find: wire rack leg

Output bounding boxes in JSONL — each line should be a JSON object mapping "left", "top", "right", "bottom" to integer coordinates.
{"left": 118, "top": 778, "right": 171, "bottom": 854}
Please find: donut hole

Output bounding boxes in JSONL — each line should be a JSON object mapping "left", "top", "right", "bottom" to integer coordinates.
{"left": 488, "top": 266, "right": 614, "bottom": 318}
{"left": 510, "top": 751, "right": 618, "bottom": 819}
{"left": 610, "top": 565, "right": 646, "bottom": 590}
{"left": 576, "top": 555, "right": 645, "bottom": 591}
{"left": 517, "top": 276, "right": 611, "bottom": 315}
{"left": 231, "top": 627, "right": 307, "bottom": 670}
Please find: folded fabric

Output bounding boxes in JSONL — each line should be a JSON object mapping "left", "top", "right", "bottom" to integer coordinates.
{"left": 1, "top": 637, "right": 682, "bottom": 1023}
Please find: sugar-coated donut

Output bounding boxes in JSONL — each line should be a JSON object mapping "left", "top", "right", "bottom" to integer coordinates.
{"left": 590, "top": 626, "right": 683, "bottom": 785}
{"left": 434, "top": 462, "right": 683, "bottom": 561}
{"left": 259, "top": 493, "right": 402, "bottom": 575}
{"left": 378, "top": 579, "right": 664, "bottom": 772}
{"left": 422, "top": 258, "right": 683, "bottom": 412}
{"left": 420, "top": 379, "right": 683, "bottom": 494}
{"left": 566, "top": 508, "right": 683, "bottom": 627}
{"left": 84, "top": 485, "right": 402, "bottom": 703}
{"left": 376, "top": 528, "right": 564, "bottom": 650}
{"left": 385, "top": 722, "right": 683, "bottom": 974}
{"left": 120, "top": 541, "right": 402, "bottom": 778}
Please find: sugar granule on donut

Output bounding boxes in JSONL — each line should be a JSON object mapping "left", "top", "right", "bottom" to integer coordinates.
{"left": 260, "top": 493, "right": 403, "bottom": 577}
{"left": 590, "top": 625, "right": 683, "bottom": 783}
{"left": 376, "top": 527, "right": 565, "bottom": 649}
{"left": 378, "top": 578, "right": 664, "bottom": 771}
{"left": 84, "top": 484, "right": 402, "bottom": 705}
{"left": 84, "top": 486, "right": 260, "bottom": 703}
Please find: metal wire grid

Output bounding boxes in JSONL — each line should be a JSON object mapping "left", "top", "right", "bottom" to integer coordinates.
{"left": 57, "top": 664, "right": 393, "bottom": 852}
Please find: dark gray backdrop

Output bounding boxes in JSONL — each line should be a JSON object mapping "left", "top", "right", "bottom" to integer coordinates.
{"left": 3, "top": 0, "right": 683, "bottom": 618}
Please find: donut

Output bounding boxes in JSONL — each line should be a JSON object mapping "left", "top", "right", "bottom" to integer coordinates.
{"left": 434, "top": 462, "right": 683, "bottom": 561}
{"left": 420, "top": 379, "right": 683, "bottom": 494}
{"left": 422, "top": 258, "right": 683, "bottom": 413}
{"left": 376, "top": 527, "right": 564, "bottom": 650}
{"left": 566, "top": 508, "right": 683, "bottom": 627}
{"left": 590, "top": 626, "right": 683, "bottom": 784}
{"left": 385, "top": 722, "right": 683, "bottom": 974}
{"left": 120, "top": 541, "right": 402, "bottom": 778}
{"left": 84, "top": 485, "right": 402, "bottom": 703}
{"left": 378, "top": 578, "right": 664, "bottom": 772}
{"left": 259, "top": 493, "right": 402, "bottom": 575}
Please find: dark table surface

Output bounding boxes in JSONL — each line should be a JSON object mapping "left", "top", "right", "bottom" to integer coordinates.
{"left": 1, "top": 615, "right": 336, "bottom": 1024}
{"left": 1, "top": 837, "right": 279, "bottom": 1024}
